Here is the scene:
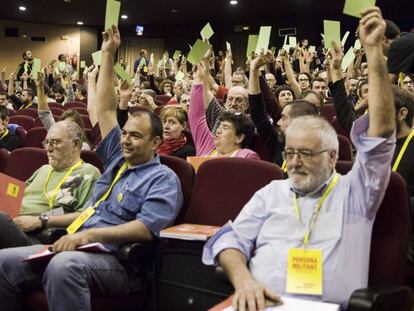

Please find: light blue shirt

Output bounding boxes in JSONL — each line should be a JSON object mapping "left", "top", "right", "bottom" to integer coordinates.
{"left": 202, "top": 115, "right": 396, "bottom": 309}
{"left": 80, "top": 125, "right": 183, "bottom": 251}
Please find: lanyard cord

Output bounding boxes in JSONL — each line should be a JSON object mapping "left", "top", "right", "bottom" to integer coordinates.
{"left": 293, "top": 173, "right": 340, "bottom": 246}
{"left": 392, "top": 131, "right": 414, "bottom": 172}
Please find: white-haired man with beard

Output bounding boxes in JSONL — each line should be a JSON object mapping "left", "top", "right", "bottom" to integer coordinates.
{"left": 203, "top": 7, "right": 396, "bottom": 311}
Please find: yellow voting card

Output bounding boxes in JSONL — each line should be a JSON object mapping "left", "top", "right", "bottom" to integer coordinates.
{"left": 286, "top": 248, "right": 323, "bottom": 295}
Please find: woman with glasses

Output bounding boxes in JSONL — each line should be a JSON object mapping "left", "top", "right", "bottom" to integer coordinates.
{"left": 402, "top": 74, "right": 414, "bottom": 93}
{"left": 156, "top": 106, "right": 195, "bottom": 159}
{"left": 189, "top": 61, "right": 258, "bottom": 159}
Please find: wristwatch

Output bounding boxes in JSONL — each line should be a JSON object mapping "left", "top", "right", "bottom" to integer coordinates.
{"left": 39, "top": 213, "right": 49, "bottom": 230}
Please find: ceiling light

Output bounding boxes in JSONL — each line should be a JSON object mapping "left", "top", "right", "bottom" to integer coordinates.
{"left": 172, "top": 9, "right": 179, "bottom": 13}
{"left": 243, "top": 26, "right": 250, "bottom": 30}
{"left": 77, "top": 21, "right": 83, "bottom": 25}
{"left": 121, "top": 15, "right": 128, "bottom": 19}
{"left": 19, "top": 6, "right": 26, "bottom": 11}
{"left": 230, "top": 0, "right": 238, "bottom": 5}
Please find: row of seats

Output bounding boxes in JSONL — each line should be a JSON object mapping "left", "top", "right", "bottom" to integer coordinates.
{"left": 9, "top": 113, "right": 93, "bottom": 130}
{"left": 0, "top": 147, "right": 104, "bottom": 178}
{"left": 14, "top": 154, "right": 410, "bottom": 310}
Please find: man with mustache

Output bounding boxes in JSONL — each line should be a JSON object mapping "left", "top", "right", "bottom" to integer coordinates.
{"left": 203, "top": 7, "right": 396, "bottom": 310}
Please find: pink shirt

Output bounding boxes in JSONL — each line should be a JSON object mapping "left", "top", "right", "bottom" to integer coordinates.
{"left": 189, "top": 83, "right": 259, "bottom": 159}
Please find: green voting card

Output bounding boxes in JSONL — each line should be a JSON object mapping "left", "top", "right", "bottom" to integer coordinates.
{"left": 114, "top": 63, "right": 132, "bottom": 84}
{"left": 246, "top": 35, "right": 258, "bottom": 57}
{"left": 105, "top": 0, "right": 121, "bottom": 30}
{"left": 341, "top": 31, "right": 350, "bottom": 46}
{"left": 309, "top": 45, "right": 316, "bottom": 53}
{"left": 187, "top": 39, "right": 210, "bottom": 65}
{"left": 255, "top": 26, "right": 272, "bottom": 54}
{"left": 92, "top": 50, "right": 102, "bottom": 66}
{"left": 58, "top": 61, "right": 66, "bottom": 71}
{"left": 200, "top": 22, "right": 214, "bottom": 40}
{"left": 323, "top": 20, "right": 341, "bottom": 49}
{"left": 32, "top": 58, "right": 41, "bottom": 80}
{"left": 343, "top": 0, "right": 376, "bottom": 18}
{"left": 341, "top": 48, "right": 355, "bottom": 71}
{"left": 289, "top": 36, "right": 297, "bottom": 47}
{"left": 173, "top": 50, "right": 182, "bottom": 60}
{"left": 80, "top": 61, "right": 86, "bottom": 68}
{"left": 226, "top": 41, "right": 231, "bottom": 51}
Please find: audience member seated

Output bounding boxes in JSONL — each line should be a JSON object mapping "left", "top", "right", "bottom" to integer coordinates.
{"left": 0, "top": 25, "right": 183, "bottom": 311}
{"left": 202, "top": 8, "right": 396, "bottom": 310}
{"left": 157, "top": 106, "right": 195, "bottom": 159}
{"left": 0, "top": 120, "right": 100, "bottom": 249}
{"left": 190, "top": 61, "right": 258, "bottom": 159}
{"left": 0, "top": 106, "right": 19, "bottom": 151}
{"left": 7, "top": 72, "right": 37, "bottom": 110}
{"left": 249, "top": 51, "right": 318, "bottom": 167}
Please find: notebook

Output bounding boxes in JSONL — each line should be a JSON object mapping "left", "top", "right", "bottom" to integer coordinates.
{"left": 0, "top": 173, "right": 25, "bottom": 218}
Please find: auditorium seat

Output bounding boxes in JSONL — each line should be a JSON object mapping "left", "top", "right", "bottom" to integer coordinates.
{"left": 80, "top": 150, "right": 104, "bottom": 173}
{"left": 155, "top": 95, "right": 171, "bottom": 104}
{"left": 64, "top": 101, "right": 87, "bottom": 109}
{"left": 47, "top": 102, "right": 64, "bottom": 109}
{"left": 7, "top": 108, "right": 16, "bottom": 116}
{"left": 337, "top": 134, "right": 353, "bottom": 161}
{"left": 49, "top": 107, "right": 64, "bottom": 116}
{"left": 5, "top": 147, "right": 48, "bottom": 181}
{"left": 81, "top": 115, "right": 92, "bottom": 129}
{"left": 331, "top": 117, "right": 351, "bottom": 141}
{"left": 320, "top": 103, "right": 336, "bottom": 122}
{"left": 0, "top": 148, "right": 10, "bottom": 173}
{"left": 9, "top": 115, "right": 35, "bottom": 130}
{"left": 23, "top": 127, "right": 47, "bottom": 148}
{"left": 15, "top": 108, "right": 38, "bottom": 118}
{"left": 154, "top": 158, "right": 284, "bottom": 311}
{"left": 15, "top": 127, "right": 27, "bottom": 146}
{"left": 250, "top": 133, "right": 273, "bottom": 162}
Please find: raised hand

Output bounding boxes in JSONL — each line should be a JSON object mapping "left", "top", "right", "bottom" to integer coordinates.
{"left": 251, "top": 50, "right": 275, "bottom": 71}
{"left": 328, "top": 41, "right": 344, "bottom": 71}
{"left": 101, "top": 25, "right": 121, "bottom": 55}
{"left": 9, "top": 72, "right": 15, "bottom": 81}
{"left": 87, "top": 65, "right": 99, "bottom": 81}
{"left": 358, "top": 7, "right": 386, "bottom": 48}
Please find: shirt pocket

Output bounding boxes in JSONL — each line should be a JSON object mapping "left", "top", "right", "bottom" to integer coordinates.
{"left": 114, "top": 189, "right": 143, "bottom": 221}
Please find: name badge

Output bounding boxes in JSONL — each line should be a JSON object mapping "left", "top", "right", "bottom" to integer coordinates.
{"left": 66, "top": 207, "right": 95, "bottom": 234}
{"left": 286, "top": 248, "right": 323, "bottom": 296}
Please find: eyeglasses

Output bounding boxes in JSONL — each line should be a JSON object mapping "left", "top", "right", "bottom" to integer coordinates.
{"left": 42, "top": 139, "right": 63, "bottom": 148}
{"left": 403, "top": 81, "right": 413, "bottom": 85}
{"left": 282, "top": 148, "right": 329, "bottom": 161}
{"left": 299, "top": 78, "right": 309, "bottom": 82}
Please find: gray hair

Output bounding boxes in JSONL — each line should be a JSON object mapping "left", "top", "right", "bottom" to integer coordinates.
{"left": 54, "top": 120, "right": 83, "bottom": 148}
{"left": 285, "top": 116, "right": 339, "bottom": 159}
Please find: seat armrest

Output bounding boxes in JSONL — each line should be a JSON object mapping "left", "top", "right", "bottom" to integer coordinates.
{"left": 35, "top": 227, "right": 67, "bottom": 244}
{"left": 347, "top": 286, "right": 411, "bottom": 311}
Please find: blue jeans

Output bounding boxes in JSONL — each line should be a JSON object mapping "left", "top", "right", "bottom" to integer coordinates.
{"left": 0, "top": 245, "right": 134, "bottom": 311}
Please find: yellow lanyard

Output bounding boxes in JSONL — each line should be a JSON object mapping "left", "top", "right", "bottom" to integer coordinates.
{"left": 281, "top": 160, "right": 287, "bottom": 172}
{"left": 92, "top": 162, "right": 128, "bottom": 208}
{"left": 0, "top": 129, "right": 9, "bottom": 140}
{"left": 293, "top": 173, "right": 339, "bottom": 246}
{"left": 43, "top": 160, "right": 83, "bottom": 209}
{"left": 20, "top": 102, "right": 33, "bottom": 110}
{"left": 392, "top": 131, "right": 414, "bottom": 172}
{"left": 66, "top": 162, "right": 128, "bottom": 234}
